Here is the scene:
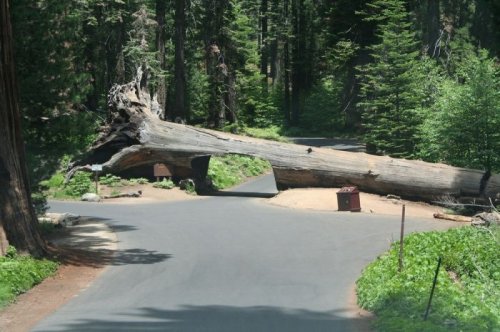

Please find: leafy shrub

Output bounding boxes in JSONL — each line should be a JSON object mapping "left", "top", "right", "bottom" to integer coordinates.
{"left": 153, "top": 178, "right": 175, "bottom": 189}
{"left": 31, "top": 191, "right": 48, "bottom": 216}
{"left": 129, "top": 177, "right": 149, "bottom": 185}
{"left": 64, "top": 171, "right": 93, "bottom": 197}
{"left": 0, "top": 246, "right": 58, "bottom": 307}
{"left": 357, "top": 226, "right": 500, "bottom": 331}
{"left": 99, "top": 174, "right": 123, "bottom": 186}
{"left": 40, "top": 172, "right": 65, "bottom": 189}
{"left": 207, "top": 154, "right": 271, "bottom": 190}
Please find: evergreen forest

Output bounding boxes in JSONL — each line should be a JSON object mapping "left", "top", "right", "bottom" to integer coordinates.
{"left": 10, "top": 0, "right": 500, "bottom": 188}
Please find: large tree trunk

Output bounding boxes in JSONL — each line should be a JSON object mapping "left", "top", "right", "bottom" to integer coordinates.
{"left": 260, "top": 0, "right": 268, "bottom": 88}
{"left": 69, "top": 78, "right": 500, "bottom": 203}
{"left": 0, "top": 0, "right": 47, "bottom": 256}
{"left": 173, "top": 0, "right": 186, "bottom": 121}
{"left": 155, "top": 0, "right": 167, "bottom": 118}
{"left": 283, "top": 0, "right": 291, "bottom": 123}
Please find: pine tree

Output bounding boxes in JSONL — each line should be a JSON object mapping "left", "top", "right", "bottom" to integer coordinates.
{"left": 420, "top": 50, "right": 500, "bottom": 172}
{"left": 357, "top": 0, "right": 421, "bottom": 158}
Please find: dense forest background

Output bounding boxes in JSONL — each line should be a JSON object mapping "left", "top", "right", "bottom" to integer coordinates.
{"left": 10, "top": 0, "right": 500, "bottom": 189}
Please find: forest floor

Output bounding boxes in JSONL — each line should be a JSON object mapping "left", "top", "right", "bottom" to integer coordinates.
{"left": 0, "top": 182, "right": 454, "bottom": 332}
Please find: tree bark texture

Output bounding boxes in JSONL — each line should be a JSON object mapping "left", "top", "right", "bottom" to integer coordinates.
{"left": 290, "top": 0, "right": 303, "bottom": 125}
{"left": 283, "top": 0, "right": 291, "bottom": 123}
{"left": 156, "top": 0, "right": 167, "bottom": 118}
{"left": 0, "top": 0, "right": 47, "bottom": 256}
{"left": 69, "top": 78, "right": 500, "bottom": 203}
{"left": 260, "top": 0, "right": 268, "bottom": 85}
{"left": 173, "top": 0, "right": 186, "bottom": 121}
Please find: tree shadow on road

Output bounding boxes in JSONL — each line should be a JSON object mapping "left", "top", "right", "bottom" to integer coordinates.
{"left": 47, "top": 218, "right": 171, "bottom": 268}
{"left": 44, "top": 305, "right": 373, "bottom": 332}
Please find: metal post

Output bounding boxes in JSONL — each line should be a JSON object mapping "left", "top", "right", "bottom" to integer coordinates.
{"left": 95, "top": 171, "right": 99, "bottom": 194}
{"left": 424, "top": 257, "right": 442, "bottom": 320}
{"left": 398, "top": 204, "right": 406, "bottom": 272}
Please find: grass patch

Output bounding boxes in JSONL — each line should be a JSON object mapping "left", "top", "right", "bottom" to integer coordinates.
{"left": 152, "top": 178, "right": 175, "bottom": 189}
{"left": 240, "top": 126, "right": 289, "bottom": 142}
{"left": 356, "top": 226, "right": 499, "bottom": 331}
{"left": 0, "top": 246, "right": 58, "bottom": 308}
{"left": 208, "top": 154, "right": 272, "bottom": 190}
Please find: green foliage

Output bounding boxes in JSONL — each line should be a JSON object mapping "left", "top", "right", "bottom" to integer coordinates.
{"left": 152, "top": 178, "right": 175, "bottom": 190}
{"left": 357, "top": 0, "right": 422, "bottom": 158}
{"left": 123, "top": 5, "right": 167, "bottom": 89}
{"left": 300, "top": 79, "right": 346, "bottom": 134}
{"left": 128, "top": 177, "right": 149, "bottom": 185}
{"left": 241, "top": 126, "right": 289, "bottom": 142}
{"left": 40, "top": 173, "right": 65, "bottom": 189}
{"left": 38, "top": 221, "right": 59, "bottom": 235}
{"left": 207, "top": 154, "right": 271, "bottom": 190}
{"left": 99, "top": 174, "right": 123, "bottom": 186}
{"left": 182, "top": 181, "right": 196, "bottom": 195}
{"left": 357, "top": 226, "right": 500, "bottom": 331}
{"left": 110, "top": 189, "right": 122, "bottom": 196}
{"left": 419, "top": 50, "right": 500, "bottom": 171}
{"left": 232, "top": 2, "right": 281, "bottom": 128}
{"left": 0, "top": 246, "right": 58, "bottom": 307}
{"left": 31, "top": 191, "right": 48, "bottom": 217}
{"left": 187, "top": 50, "right": 211, "bottom": 122}
{"left": 64, "top": 171, "right": 93, "bottom": 197}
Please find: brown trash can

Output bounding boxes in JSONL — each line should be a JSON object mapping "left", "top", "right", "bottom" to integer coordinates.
{"left": 337, "top": 186, "right": 361, "bottom": 212}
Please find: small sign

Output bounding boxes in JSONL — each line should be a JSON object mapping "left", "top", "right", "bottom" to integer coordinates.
{"left": 91, "top": 164, "right": 103, "bottom": 172}
{"left": 154, "top": 163, "right": 172, "bottom": 177}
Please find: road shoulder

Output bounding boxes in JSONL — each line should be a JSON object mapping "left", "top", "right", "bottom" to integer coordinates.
{"left": 0, "top": 219, "right": 117, "bottom": 332}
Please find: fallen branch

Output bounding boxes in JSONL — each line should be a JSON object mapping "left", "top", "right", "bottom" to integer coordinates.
{"left": 102, "top": 191, "right": 142, "bottom": 199}
{"left": 433, "top": 213, "right": 472, "bottom": 223}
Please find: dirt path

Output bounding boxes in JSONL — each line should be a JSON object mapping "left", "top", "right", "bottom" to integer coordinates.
{"left": 269, "top": 187, "right": 445, "bottom": 219}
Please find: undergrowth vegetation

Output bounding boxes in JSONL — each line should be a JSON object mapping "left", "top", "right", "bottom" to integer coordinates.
{"left": 40, "top": 154, "right": 272, "bottom": 197}
{"left": 207, "top": 154, "right": 272, "bottom": 190}
{"left": 152, "top": 178, "right": 175, "bottom": 189}
{"left": 357, "top": 226, "right": 499, "bottom": 331}
{"left": 40, "top": 171, "right": 93, "bottom": 199}
{"left": 0, "top": 246, "right": 58, "bottom": 308}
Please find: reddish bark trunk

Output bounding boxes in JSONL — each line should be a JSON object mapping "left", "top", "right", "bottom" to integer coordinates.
{"left": 0, "top": 0, "right": 47, "bottom": 256}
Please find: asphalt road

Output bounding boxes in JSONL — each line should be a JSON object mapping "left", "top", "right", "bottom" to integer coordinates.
{"left": 34, "top": 175, "right": 452, "bottom": 331}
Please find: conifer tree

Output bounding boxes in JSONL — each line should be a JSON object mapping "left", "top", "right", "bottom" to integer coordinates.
{"left": 357, "top": 0, "right": 421, "bottom": 158}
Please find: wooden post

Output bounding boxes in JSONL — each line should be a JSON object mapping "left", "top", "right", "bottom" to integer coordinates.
{"left": 95, "top": 171, "right": 99, "bottom": 194}
{"left": 398, "top": 204, "right": 406, "bottom": 272}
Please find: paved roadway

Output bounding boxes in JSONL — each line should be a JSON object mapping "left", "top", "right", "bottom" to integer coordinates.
{"left": 34, "top": 175, "right": 452, "bottom": 331}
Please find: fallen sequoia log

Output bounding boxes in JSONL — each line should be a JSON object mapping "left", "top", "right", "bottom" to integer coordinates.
{"left": 68, "top": 76, "right": 500, "bottom": 202}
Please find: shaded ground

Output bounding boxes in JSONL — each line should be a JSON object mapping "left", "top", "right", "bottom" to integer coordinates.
{"left": 0, "top": 220, "right": 117, "bottom": 332}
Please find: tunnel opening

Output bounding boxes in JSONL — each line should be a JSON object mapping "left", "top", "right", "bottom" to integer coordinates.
{"left": 197, "top": 154, "right": 278, "bottom": 198}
